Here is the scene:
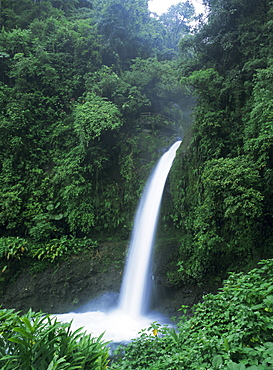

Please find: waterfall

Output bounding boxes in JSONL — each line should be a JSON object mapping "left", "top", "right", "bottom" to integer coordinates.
{"left": 119, "top": 140, "right": 181, "bottom": 318}
{"left": 56, "top": 140, "right": 181, "bottom": 342}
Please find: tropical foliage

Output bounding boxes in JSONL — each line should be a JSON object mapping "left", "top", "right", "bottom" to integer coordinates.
{"left": 111, "top": 259, "right": 273, "bottom": 369}
{"left": 0, "top": 0, "right": 273, "bottom": 289}
{"left": 168, "top": 0, "right": 273, "bottom": 285}
{"left": 0, "top": 0, "right": 191, "bottom": 246}
{"left": 1, "top": 0, "right": 273, "bottom": 367}
{"left": 0, "top": 308, "right": 109, "bottom": 369}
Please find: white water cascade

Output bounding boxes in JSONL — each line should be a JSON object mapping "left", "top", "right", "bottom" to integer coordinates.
{"left": 119, "top": 140, "right": 182, "bottom": 317}
{"left": 56, "top": 141, "right": 181, "bottom": 342}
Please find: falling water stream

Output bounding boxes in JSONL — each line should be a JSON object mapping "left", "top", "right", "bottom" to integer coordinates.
{"left": 56, "top": 141, "right": 181, "bottom": 342}
{"left": 119, "top": 140, "right": 182, "bottom": 317}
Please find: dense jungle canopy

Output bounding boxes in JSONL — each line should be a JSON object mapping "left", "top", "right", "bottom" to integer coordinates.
{"left": 1, "top": 0, "right": 273, "bottom": 290}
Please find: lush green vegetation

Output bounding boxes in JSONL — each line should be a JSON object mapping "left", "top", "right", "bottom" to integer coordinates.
{"left": 0, "top": 0, "right": 192, "bottom": 244}
{"left": 111, "top": 259, "right": 273, "bottom": 369}
{"left": 1, "top": 0, "right": 273, "bottom": 368}
{"left": 0, "top": 0, "right": 194, "bottom": 287}
{"left": 0, "top": 308, "right": 109, "bottom": 369}
{"left": 0, "top": 235, "right": 97, "bottom": 260}
{"left": 168, "top": 0, "right": 273, "bottom": 285}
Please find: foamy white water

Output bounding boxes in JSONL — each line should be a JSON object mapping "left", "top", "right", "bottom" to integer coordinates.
{"left": 56, "top": 310, "right": 153, "bottom": 342}
{"left": 56, "top": 141, "right": 181, "bottom": 342}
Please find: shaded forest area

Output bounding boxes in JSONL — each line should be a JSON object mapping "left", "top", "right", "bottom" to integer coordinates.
{"left": 1, "top": 0, "right": 273, "bottom": 292}
{"left": 170, "top": 0, "right": 273, "bottom": 285}
{"left": 0, "top": 0, "right": 196, "bottom": 289}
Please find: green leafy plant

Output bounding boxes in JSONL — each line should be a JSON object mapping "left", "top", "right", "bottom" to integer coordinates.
{"left": 32, "top": 236, "right": 98, "bottom": 263}
{"left": 111, "top": 259, "right": 273, "bottom": 370}
{"left": 0, "top": 236, "right": 30, "bottom": 260}
{"left": 73, "top": 92, "right": 123, "bottom": 146}
{"left": 0, "top": 236, "right": 98, "bottom": 269}
{"left": 0, "top": 308, "right": 109, "bottom": 370}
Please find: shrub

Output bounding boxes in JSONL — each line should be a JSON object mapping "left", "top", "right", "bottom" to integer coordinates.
{"left": 0, "top": 236, "right": 98, "bottom": 264}
{"left": 111, "top": 259, "right": 273, "bottom": 369}
{"left": 0, "top": 236, "right": 30, "bottom": 260}
{"left": 0, "top": 308, "right": 109, "bottom": 370}
{"left": 32, "top": 236, "right": 98, "bottom": 263}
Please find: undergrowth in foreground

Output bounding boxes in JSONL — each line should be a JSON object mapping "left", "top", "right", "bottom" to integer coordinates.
{"left": 111, "top": 259, "right": 273, "bottom": 370}
{"left": 1, "top": 260, "right": 273, "bottom": 369}
{"left": 0, "top": 309, "right": 109, "bottom": 370}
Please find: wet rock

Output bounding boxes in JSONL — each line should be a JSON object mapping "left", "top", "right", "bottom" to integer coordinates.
{"left": 1, "top": 243, "right": 125, "bottom": 314}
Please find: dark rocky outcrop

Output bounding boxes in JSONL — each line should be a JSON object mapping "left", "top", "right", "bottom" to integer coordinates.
{"left": 1, "top": 241, "right": 213, "bottom": 317}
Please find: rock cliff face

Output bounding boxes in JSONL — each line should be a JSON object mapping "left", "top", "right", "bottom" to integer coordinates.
{"left": 1, "top": 243, "right": 125, "bottom": 314}
{"left": 1, "top": 241, "right": 210, "bottom": 318}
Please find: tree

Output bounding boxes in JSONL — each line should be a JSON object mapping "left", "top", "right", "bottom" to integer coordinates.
{"left": 96, "top": 0, "right": 152, "bottom": 68}
{"left": 159, "top": 1, "right": 195, "bottom": 50}
{"left": 73, "top": 92, "right": 123, "bottom": 147}
{"left": 168, "top": 0, "right": 273, "bottom": 285}
{"left": 0, "top": 0, "right": 194, "bottom": 243}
